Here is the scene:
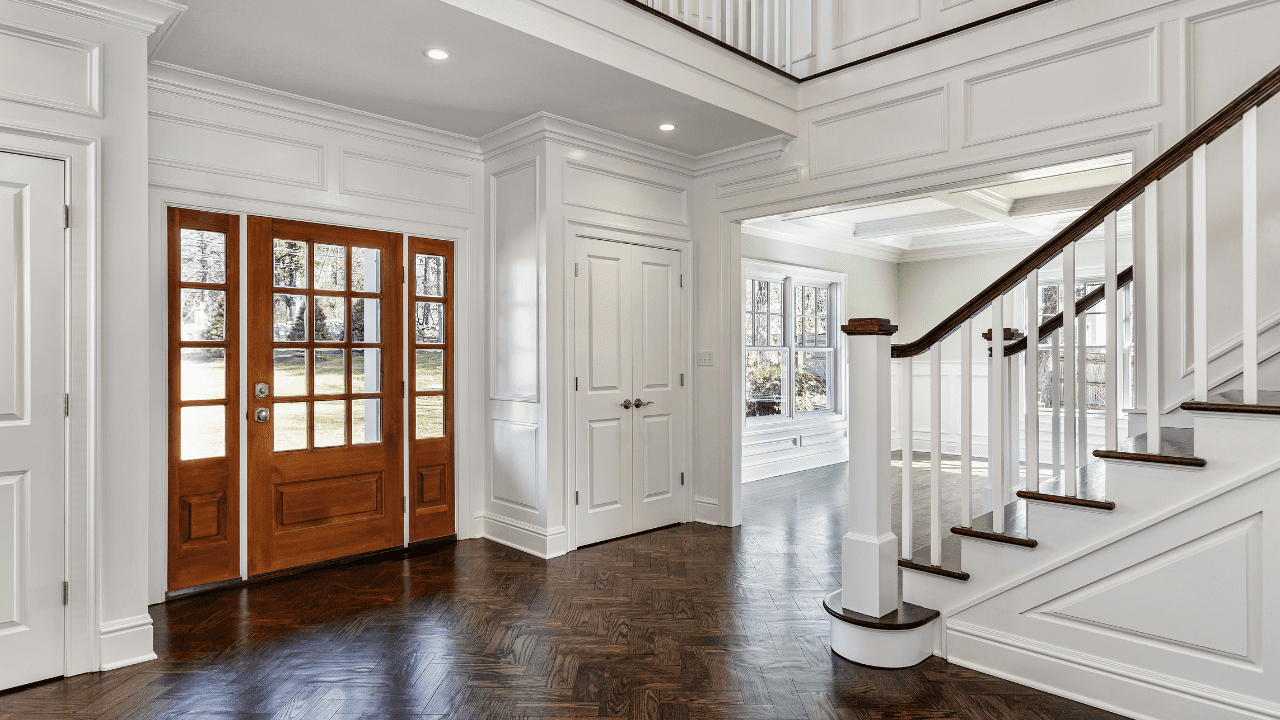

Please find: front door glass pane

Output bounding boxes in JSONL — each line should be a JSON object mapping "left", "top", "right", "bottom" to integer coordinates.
{"left": 313, "top": 349, "right": 346, "bottom": 395}
{"left": 180, "top": 348, "right": 225, "bottom": 401}
{"left": 415, "top": 302, "right": 444, "bottom": 343}
{"left": 180, "top": 289, "right": 227, "bottom": 341}
{"left": 415, "top": 254, "right": 445, "bottom": 297}
{"left": 273, "top": 402, "right": 308, "bottom": 451}
{"left": 314, "top": 400, "right": 346, "bottom": 448}
{"left": 274, "top": 349, "right": 307, "bottom": 396}
{"left": 351, "top": 298, "right": 380, "bottom": 343}
{"left": 313, "top": 296, "right": 346, "bottom": 341}
{"left": 179, "top": 229, "right": 226, "bottom": 283}
{"left": 181, "top": 405, "right": 226, "bottom": 460}
{"left": 352, "top": 349, "right": 380, "bottom": 393}
{"left": 273, "top": 239, "right": 307, "bottom": 288}
{"left": 351, "top": 247, "right": 381, "bottom": 293}
{"left": 353, "top": 399, "right": 381, "bottom": 444}
{"left": 273, "top": 294, "right": 308, "bottom": 342}
{"left": 415, "top": 350, "right": 444, "bottom": 391}
{"left": 416, "top": 396, "right": 444, "bottom": 439}
{"left": 313, "top": 244, "right": 346, "bottom": 291}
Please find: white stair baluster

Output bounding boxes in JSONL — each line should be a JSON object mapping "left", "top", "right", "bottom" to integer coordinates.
{"left": 1052, "top": 327, "right": 1061, "bottom": 481}
{"left": 1078, "top": 310, "right": 1088, "bottom": 468}
{"left": 1243, "top": 106, "right": 1259, "bottom": 404}
{"left": 1105, "top": 212, "right": 1120, "bottom": 449}
{"left": 990, "top": 297, "right": 1005, "bottom": 533}
{"left": 931, "top": 345, "right": 942, "bottom": 566}
{"left": 1027, "top": 270, "right": 1040, "bottom": 491}
{"left": 961, "top": 318, "right": 973, "bottom": 527}
{"left": 900, "top": 354, "right": 913, "bottom": 560}
{"left": 1144, "top": 185, "right": 1162, "bottom": 451}
{"left": 1063, "top": 243, "right": 1077, "bottom": 496}
{"left": 1192, "top": 147, "right": 1208, "bottom": 403}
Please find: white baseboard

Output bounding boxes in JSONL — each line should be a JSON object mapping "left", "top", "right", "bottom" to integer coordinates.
{"left": 694, "top": 496, "right": 721, "bottom": 524}
{"left": 479, "top": 512, "right": 567, "bottom": 559}
{"left": 743, "top": 447, "right": 846, "bottom": 482}
{"left": 99, "top": 614, "right": 156, "bottom": 671}
{"left": 947, "top": 621, "right": 1280, "bottom": 720}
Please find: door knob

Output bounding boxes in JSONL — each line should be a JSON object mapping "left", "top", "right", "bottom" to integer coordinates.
{"left": 621, "top": 399, "right": 633, "bottom": 409}
{"left": 254, "top": 407, "right": 271, "bottom": 423}
{"left": 634, "top": 398, "right": 653, "bottom": 407}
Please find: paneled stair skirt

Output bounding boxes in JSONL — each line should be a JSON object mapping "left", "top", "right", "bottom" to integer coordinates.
{"left": 824, "top": 589, "right": 938, "bottom": 668}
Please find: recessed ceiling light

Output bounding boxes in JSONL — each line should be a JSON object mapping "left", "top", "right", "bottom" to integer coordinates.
{"left": 425, "top": 48, "right": 450, "bottom": 60}
{"left": 659, "top": 123, "right": 676, "bottom": 131}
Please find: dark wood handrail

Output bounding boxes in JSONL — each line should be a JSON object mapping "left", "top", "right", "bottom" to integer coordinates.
{"left": 891, "top": 61, "right": 1280, "bottom": 359}
{"left": 1003, "top": 266, "right": 1133, "bottom": 356}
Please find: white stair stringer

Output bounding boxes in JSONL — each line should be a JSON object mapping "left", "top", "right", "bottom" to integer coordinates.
{"left": 902, "top": 412, "right": 1280, "bottom": 720}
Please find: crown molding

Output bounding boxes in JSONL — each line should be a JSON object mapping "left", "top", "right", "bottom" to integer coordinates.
{"left": 13, "top": 0, "right": 184, "bottom": 37}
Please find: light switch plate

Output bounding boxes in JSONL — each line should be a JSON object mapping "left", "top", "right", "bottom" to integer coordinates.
{"left": 696, "top": 351, "right": 714, "bottom": 366}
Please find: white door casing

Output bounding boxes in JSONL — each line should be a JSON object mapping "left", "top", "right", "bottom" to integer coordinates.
{"left": 0, "top": 152, "right": 67, "bottom": 688}
{"left": 575, "top": 238, "right": 683, "bottom": 546}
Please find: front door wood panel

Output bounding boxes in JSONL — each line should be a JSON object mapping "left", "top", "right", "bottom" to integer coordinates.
{"left": 407, "top": 237, "right": 455, "bottom": 542}
{"left": 575, "top": 238, "right": 683, "bottom": 546}
{"left": 247, "top": 217, "right": 402, "bottom": 575}
{"left": 167, "top": 208, "right": 240, "bottom": 590}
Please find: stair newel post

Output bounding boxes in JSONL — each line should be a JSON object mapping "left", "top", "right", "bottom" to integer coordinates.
{"left": 1143, "top": 185, "right": 1162, "bottom": 450}
{"left": 1105, "top": 212, "right": 1120, "bottom": 449}
{"left": 990, "top": 297, "right": 1006, "bottom": 533}
{"left": 1026, "top": 270, "right": 1040, "bottom": 491}
{"left": 841, "top": 318, "right": 900, "bottom": 617}
{"left": 1063, "top": 242, "right": 1078, "bottom": 496}
{"left": 930, "top": 344, "right": 942, "bottom": 567}
{"left": 961, "top": 318, "right": 973, "bottom": 528}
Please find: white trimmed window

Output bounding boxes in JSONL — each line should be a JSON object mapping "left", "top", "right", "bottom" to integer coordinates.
{"left": 743, "top": 261, "right": 843, "bottom": 422}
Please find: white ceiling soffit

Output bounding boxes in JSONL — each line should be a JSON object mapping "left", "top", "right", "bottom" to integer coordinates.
{"left": 152, "top": 0, "right": 789, "bottom": 156}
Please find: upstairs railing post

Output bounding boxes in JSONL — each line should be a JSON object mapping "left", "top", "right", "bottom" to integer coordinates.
{"left": 841, "top": 318, "right": 899, "bottom": 618}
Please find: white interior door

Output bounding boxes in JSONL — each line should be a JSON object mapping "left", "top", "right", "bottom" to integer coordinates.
{"left": 575, "top": 238, "right": 683, "bottom": 546}
{"left": 630, "top": 245, "right": 683, "bottom": 532}
{"left": 0, "top": 152, "right": 67, "bottom": 689}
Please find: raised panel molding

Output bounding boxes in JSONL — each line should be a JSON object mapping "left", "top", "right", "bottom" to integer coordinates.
{"left": 417, "top": 465, "right": 447, "bottom": 507}
{"left": 149, "top": 112, "right": 327, "bottom": 190}
{"left": 490, "top": 159, "right": 541, "bottom": 403}
{"left": 809, "top": 88, "right": 947, "bottom": 179}
{"left": 0, "top": 22, "right": 100, "bottom": 116}
{"left": 834, "top": 0, "right": 922, "bottom": 48}
{"left": 1032, "top": 514, "right": 1261, "bottom": 661}
{"left": 1186, "top": 0, "right": 1280, "bottom": 124}
{"left": 717, "top": 167, "right": 802, "bottom": 199}
{"left": 275, "top": 474, "right": 382, "bottom": 529}
{"left": 339, "top": 150, "right": 472, "bottom": 211}
{"left": 492, "top": 419, "right": 539, "bottom": 512}
{"left": 964, "top": 28, "right": 1160, "bottom": 146}
{"left": 0, "top": 183, "right": 26, "bottom": 424}
{"left": 562, "top": 161, "right": 688, "bottom": 226}
{"left": 0, "top": 472, "right": 28, "bottom": 630}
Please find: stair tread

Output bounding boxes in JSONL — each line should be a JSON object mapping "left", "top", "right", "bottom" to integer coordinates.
{"left": 1092, "top": 428, "right": 1206, "bottom": 467}
{"left": 900, "top": 535, "right": 969, "bottom": 581}
{"left": 1181, "top": 390, "right": 1280, "bottom": 415}
{"left": 1016, "top": 460, "right": 1114, "bottom": 509}
{"left": 951, "top": 499, "right": 1038, "bottom": 547}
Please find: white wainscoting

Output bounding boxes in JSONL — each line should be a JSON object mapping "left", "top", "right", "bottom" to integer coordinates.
{"left": 562, "top": 161, "right": 688, "bottom": 226}
{"left": 339, "top": 150, "right": 473, "bottom": 211}
{"left": 489, "top": 159, "right": 542, "bottom": 403}
{"left": 809, "top": 88, "right": 948, "bottom": 179}
{"left": 149, "top": 111, "right": 327, "bottom": 189}
{"left": 743, "top": 414, "right": 848, "bottom": 482}
{"left": 0, "top": 21, "right": 99, "bottom": 116}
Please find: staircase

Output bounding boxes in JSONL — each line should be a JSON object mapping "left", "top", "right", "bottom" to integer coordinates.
{"left": 830, "top": 64, "right": 1280, "bottom": 720}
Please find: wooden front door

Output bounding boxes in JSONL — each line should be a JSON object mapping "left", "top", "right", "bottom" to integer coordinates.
{"left": 246, "top": 217, "right": 403, "bottom": 575}
{"left": 407, "top": 237, "right": 455, "bottom": 542}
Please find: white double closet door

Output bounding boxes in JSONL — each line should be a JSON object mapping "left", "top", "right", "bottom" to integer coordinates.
{"left": 0, "top": 152, "right": 67, "bottom": 688}
{"left": 575, "top": 237, "right": 684, "bottom": 547}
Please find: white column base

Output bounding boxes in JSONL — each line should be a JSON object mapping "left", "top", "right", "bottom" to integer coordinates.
{"left": 826, "top": 589, "right": 936, "bottom": 668}
{"left": 841, "top": 531, "right": 898, "bottom": 618}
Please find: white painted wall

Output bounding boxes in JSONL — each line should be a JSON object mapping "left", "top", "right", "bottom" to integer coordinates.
{"left": 144, "top": 63, "right": 487, "bottom": 604}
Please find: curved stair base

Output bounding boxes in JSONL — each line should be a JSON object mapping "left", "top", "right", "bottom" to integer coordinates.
{"left": 824, "top": 589, "right": 937, "bottom": 668}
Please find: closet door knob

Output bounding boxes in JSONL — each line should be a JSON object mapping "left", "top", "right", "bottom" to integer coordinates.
{"left": 621, "top": 399, "right": 633, "bottom": 409}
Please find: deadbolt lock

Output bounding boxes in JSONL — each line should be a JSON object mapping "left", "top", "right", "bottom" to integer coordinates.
{"left": 254, "top": 382, "right": 270, "bottom": 398}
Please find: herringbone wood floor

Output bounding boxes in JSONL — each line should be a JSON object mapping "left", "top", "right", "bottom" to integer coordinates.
{"left": 0, "top": 464, "right": 1124, "bottom": 719}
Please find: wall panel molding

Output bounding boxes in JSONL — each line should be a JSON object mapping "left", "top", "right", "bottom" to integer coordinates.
{"left": 562, "top": 160, "right": 689, "bottom": 226}
{"left": 491, "top": 419, "right": 539, "bottom": 512}
{"left": 0, "top": 22, "right": 100, "bottom": 116}
{"left": 809, "top": 87, "right": 948, "bottom": 179}
{"left": 834, "top": 0, "right": 922, "bottom": 49}
{"left": 489, "top": 158, "right": 541, "bottom": 402}
{"left": 339, "top": 149, "right": 473, "bottom": 211}
{"left": 963, "top": 27, "right": 1161, "bottom": 146}
{"left": 149, "top": 111, "right": 326, "bottom": 189}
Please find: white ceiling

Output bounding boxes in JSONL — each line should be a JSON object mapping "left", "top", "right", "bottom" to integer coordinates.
{"left": 744, "top": 159, "right": 1133, "bottom": 262}
{"left": 153, "top": 0, "right": 783, "bottom": 156}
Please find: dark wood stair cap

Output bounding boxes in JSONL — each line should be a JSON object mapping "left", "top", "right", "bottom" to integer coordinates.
{"left": 1017, "top": 460, "right": 1114, "bottom": 511}
{"left": 981, "top": 327, "right": 1025, "bottom": 341}
{"left": 823, "top": 598, "right": 940, "bottom": 630}
{"left": 842, "top": 318, "right": 898, "bottom": 335}
{"left": 1092, "top": 428, "right": 1206, "bottom": 467}
{"left": 951, "top": 499, "right": 1037, "bottom": 548}
{"left": 1181, "top": 390, "right": 1280, "bottom": 416}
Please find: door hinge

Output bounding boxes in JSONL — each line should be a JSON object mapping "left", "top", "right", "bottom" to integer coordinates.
{"left": 575, "top": 262, "right": 579, "bottom": 277}
{"left": 63, "top": 393, "right": 69, "bottom": 417}
{"left": 63, "top": 581, "right": 68, "bottom": 605}
{"left": 680, "top": 472, "right": 685, "bottom": 486}
{"left": 680, "top": 274, "right": 683, "bottom": 288}
{"left": 402, "top": 266, "right": 406, "bottom": 284}
{"left": 680, "top": 373, "right": 684, "bottom": 387}
{"left": 63, "top": 205, "right": 70, "bottom": 229}
{"left": 575, "top": 377, "right": 579, "bottom": 391}
{"left": 575, "top": 491, "right": 579, "bottom": 506}
{"left": 402, "top": 496, "right": 407, "bottom": 514}
{"left": 402, "top": 381, "right": 406, "bottom": 398}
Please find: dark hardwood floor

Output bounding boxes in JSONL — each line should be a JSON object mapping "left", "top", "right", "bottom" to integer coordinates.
{"left": 0, "top": 465, "right": 1126, "bottom": 719}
